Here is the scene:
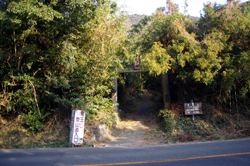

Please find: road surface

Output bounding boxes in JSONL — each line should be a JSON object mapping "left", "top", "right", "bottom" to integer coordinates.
{"left": 0, "top": 138, "right": 250, "bottom": 166}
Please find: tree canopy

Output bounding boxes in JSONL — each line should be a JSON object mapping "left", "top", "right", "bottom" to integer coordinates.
{"left": 128, "top": 0, "right": 250, "bottom": 109}
{"left": 0, "top": 0, "right": 249, "bottom": 132}
{"left": 0, "top": 0, "right": 126, "bottom": 130}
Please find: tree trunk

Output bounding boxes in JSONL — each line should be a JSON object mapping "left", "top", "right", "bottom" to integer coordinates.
{"left": 162, "top": 73, "right": 171, "bottom": 107}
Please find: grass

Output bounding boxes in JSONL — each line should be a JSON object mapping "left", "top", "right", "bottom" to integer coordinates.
{"left": 158, "top": 103, "right": 250, "bottom": 143}
{"left": 0, "top": 117, "right": 81, "bottom": 149}
{"left": 0, "top": 116, "right": 115, "bottom": 149}
{"left": 1, "top": 98, "right": 250, "bottom": 149}
{"left": 0, "top": 105, "right": 119, "bottom": 149}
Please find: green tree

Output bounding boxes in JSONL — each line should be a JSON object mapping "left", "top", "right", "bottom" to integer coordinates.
{"left": 197, "top": 1, "right": 250, "bottom": 107}
{"left": 0, "top": 0, "right": 126, "bottom": 130}
{"left": 128, "top": 0, "right": 249, "bottom": 109}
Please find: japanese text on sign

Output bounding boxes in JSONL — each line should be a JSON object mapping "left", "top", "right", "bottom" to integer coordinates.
{"left": 69, "top": 109, "right": 85, "bottom": 146}
{"left": 184, "top": 102, "right": 203, "bottom": 115}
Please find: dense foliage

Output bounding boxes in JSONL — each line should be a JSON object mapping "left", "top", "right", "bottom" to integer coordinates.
{"left": 128, "top": 0, "right": 250, "bottom": 116}
{"left": 0, "top": 0, "right": 126, "bottom": 131}
{"left": 0, "top": 0, "right": 249, "bottom": 138}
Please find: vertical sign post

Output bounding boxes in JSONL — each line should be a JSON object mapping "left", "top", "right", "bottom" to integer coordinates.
{"left": 69, "top": 109, "right": 85, "bottom": 146}
{"left": 184, "top": 100, "right": 203, "bottom": 121}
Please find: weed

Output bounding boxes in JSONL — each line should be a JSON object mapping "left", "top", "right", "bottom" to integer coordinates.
{"left": 0, "top": 115, "right": 78, "bottom": 149}
{"left": 212, "top": 134, "right": 221, "bottom": 140}
{"left": 151, "top": 130, "right": 157, "bottom": 136}
{"left": 157, "top": 103, "right": 250, "bottom": 143}
{"left": 87, "top": 143, "right": 94, "bottom": 147}
{"left": 224, "top": 135, "right": 232, "bottom": 140}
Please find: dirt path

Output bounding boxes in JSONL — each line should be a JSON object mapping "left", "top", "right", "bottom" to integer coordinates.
{"left": 105, "top": 94, "right": 166, "bottom": 147}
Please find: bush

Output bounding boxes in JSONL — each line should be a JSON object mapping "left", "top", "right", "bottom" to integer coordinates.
{"left": 158, "top": 109, "right": 176, "bottom": 135}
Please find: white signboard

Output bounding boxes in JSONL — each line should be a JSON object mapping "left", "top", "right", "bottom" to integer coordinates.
{"left": 69, "top": 109, "right": 85, "bottom": 146}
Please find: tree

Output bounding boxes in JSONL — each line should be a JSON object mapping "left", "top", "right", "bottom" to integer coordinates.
{"left": 197, "top": 1, "right": 250, "bottom": 108}
{"left": 128, "top": 0, "right": 249, "bottom": 109}
{"left": 0, "top": 0, "right": 127, "bottom": 130}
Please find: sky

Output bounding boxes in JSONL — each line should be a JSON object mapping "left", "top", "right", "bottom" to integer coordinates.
{"left": 115, "top": 0, "right": 249, "bottom": 17}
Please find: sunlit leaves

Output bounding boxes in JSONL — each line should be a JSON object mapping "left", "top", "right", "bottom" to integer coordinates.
{"left": 143, "top": 42, "right": 172, "bottom": 75}
{"left": 129, "top": 0, "right": 250, "bottom": 106}
{"left": 0, "top": 0, "right": 126, "bottom": 128}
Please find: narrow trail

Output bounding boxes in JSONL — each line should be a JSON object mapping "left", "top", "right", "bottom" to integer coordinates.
{"left": 105, "top": 94, "right": 165, "bottom": 147}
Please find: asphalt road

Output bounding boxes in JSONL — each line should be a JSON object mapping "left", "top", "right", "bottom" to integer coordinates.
{"left": 0, "top": 138, "right": 250, "bottom": 166}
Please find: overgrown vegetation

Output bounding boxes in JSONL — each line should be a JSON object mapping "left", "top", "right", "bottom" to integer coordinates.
{"left": 0, "top": 0, "right": 126, "bottom": 148}
{"left": 0, "top": 115, "right": 72, "bottom": 149}
{"left": 128, "top": 0, "right": 250, "bottom": 115}
{"left": 158, "top": 103, "right": 250, "bottom": 143}
{"left": 125, "top": 0, "right": 250, "bottom": 143}
{"left": 0, "top": 0, "right": 250, "bottom": 149}
{"left": 118, "top": 72, "right": 163, "bottom": 115}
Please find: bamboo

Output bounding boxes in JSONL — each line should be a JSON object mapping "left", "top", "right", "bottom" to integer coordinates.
{"left": 28, "top": 80, "right": 41, "bottom": 118}
{"left": 230, "top": 90, "right": 232, "bottom": 117}
{"left": 235, "top": 85, "right": 239, "bottom": 121}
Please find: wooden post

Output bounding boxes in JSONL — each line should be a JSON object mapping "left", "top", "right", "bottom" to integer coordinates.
{"left": 162, "top": 73, "right": 171, "bottom": 107}
{"left": 112, "top": 78, "right": 118, "bottom": 112}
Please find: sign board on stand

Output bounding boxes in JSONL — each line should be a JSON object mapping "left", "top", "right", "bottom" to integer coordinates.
{"left": 69, "top": 109, "right": 85, "bottom": 146}
{"left": 184, "top": 101, "right": 202, "bottom": 115}
{"left": 184, "top": 100, "right": 202, "bottom": 121}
